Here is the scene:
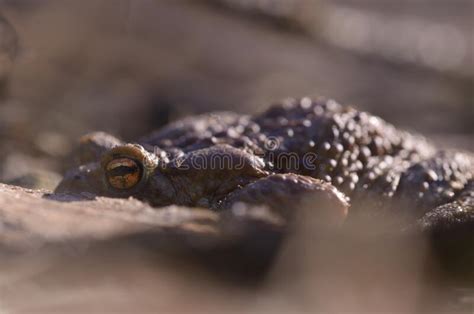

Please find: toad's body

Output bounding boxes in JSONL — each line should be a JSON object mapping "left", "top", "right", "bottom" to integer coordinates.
{"left": 57, "top": 98, "right": 473, "bottom": 228}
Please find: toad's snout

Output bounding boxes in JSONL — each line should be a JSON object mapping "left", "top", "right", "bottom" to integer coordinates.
{"left": 55, "top": 163, "right": 105, "bottom": 195}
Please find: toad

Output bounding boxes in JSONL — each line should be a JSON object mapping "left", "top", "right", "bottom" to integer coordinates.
{"left": 56, "top": 98, "right": 473, "bottom": 229}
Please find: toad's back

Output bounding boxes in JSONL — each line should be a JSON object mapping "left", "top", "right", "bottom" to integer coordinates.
{"left": 139, "top": 98, "right": 473, "bottom": 217}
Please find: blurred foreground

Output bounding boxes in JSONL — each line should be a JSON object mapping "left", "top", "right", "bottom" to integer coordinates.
{"left": 0, "top": 184, "right": 472, "bottom": 313}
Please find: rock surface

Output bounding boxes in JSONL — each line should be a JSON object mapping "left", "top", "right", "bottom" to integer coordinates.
{"left": 0, "top": 183, "right": 284, "bottom": 253}
{"left": 0, "top": 183, "right": 472, "bottom": 313}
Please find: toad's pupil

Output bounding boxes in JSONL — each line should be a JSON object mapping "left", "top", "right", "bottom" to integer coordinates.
{"left": 109, "top": 165, "right": 137, "bottom": 177}
{"left": 106, "top": 158, "right": 141, "bottom": 189}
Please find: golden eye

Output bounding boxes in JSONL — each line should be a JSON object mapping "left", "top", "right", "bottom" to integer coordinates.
{"left": 105, "top": 158, "right": 142, "bottom": 190}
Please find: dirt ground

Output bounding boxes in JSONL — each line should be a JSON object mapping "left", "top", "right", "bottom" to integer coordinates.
{"left": 0, "top": 183, "right": 472, "bottom": 313}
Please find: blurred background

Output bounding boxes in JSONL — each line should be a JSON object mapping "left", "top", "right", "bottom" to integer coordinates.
{"left": 0, "top": 0, "right": 473, "bottom": 189}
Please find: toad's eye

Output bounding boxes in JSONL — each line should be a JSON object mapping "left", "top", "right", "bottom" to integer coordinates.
{"left": 105, "top": 158, "right": 142, "bottom": 190}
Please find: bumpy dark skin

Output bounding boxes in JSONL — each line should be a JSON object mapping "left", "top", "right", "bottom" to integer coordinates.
{"left": 56, "top": 98, "right": 473, "bottom": 229}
